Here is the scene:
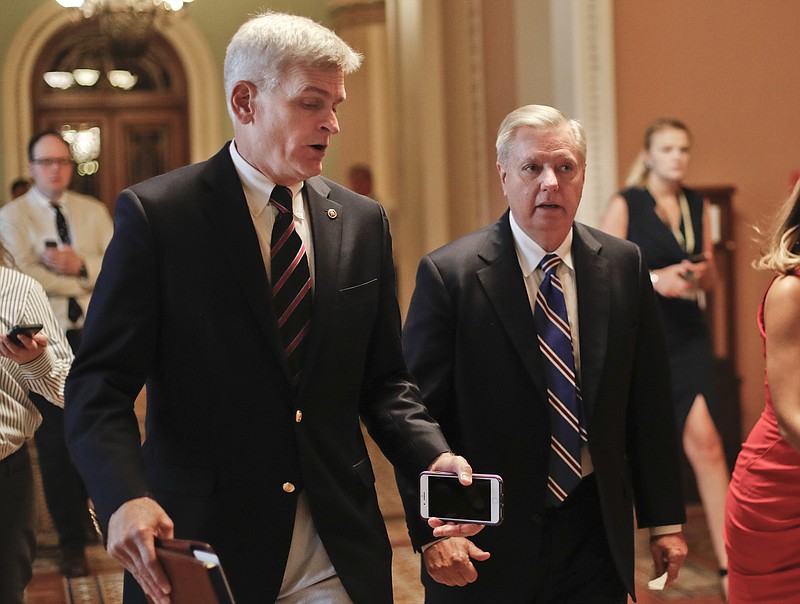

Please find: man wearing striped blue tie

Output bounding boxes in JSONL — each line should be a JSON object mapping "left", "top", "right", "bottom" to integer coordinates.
{"left": 399, "top": 104, "right": 688, "bottom": 603}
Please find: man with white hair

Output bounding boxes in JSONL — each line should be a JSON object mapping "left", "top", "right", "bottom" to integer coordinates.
{"left": 65, "top": 11, "right": 478, "bottom": 604}
{"left": 398, "top": 105, "right": 688, "bottom": 603}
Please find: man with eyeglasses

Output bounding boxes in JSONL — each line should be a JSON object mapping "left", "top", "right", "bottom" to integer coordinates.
{"left": 0, "top": 130, "right": 113, "bottom": 577}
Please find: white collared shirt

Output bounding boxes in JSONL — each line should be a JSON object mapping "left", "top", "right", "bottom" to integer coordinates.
{"left": 228, "top": 141, "right": 341, "bottom": 597}
{"left": 229, "top": 142, "right": 315, "bottom": 287}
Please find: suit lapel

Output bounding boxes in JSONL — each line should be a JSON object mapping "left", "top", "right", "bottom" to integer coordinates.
{"left": 295, "top": 177, "right": 341, "bottom": 396}
{"left": 198, "top": 146, "right": 289, "bottom": 376}
{"left": 476, "top": 212, "right": 548, "bottom": 402}
{"left": 572, "top": 223, "right": 610, "bottom": 428}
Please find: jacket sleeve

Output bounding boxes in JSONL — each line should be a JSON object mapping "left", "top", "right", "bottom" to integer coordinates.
{"left": 64, "top": 190, "right": 158, "bottom": 533}
{"left": 396, "top": 254, "right": 458, "bottom": 550}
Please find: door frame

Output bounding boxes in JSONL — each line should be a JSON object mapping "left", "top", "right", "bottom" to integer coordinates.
{"left": 2, "top": 2, "right": 221, "bottom": 194}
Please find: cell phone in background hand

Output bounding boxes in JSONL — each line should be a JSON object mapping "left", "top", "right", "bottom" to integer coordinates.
{"left": 7, "top": 323, "right": 43, "bottom": 347}
{"left": 419, "top": 471, "right": 504, "bottom": 525}
{"left": 687, "top": 253, "right": 706, "bottom": 263}
{"left": 44, "top": 240, "right": 58, "bottom": 248}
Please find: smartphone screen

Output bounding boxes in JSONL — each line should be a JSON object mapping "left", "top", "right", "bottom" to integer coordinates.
{"left": 420, "top": 472, "right": 503, "bottom": 525}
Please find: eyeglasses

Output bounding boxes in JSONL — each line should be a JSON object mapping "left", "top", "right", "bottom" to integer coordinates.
{"left": 31, "top": 158, "right": 73, "bottom": 168}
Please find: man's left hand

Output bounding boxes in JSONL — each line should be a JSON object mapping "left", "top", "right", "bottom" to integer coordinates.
{"left": 426, "top": 452, "right": 485, "bottom": 538}
{"left": 650, "top": 531, "right": 688, "bottom": 587}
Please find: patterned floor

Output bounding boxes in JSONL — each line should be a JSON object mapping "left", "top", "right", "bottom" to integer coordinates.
{"left": 25, "top": 435, "right": 725, "bottom": 603}
{"left": 24, "top": 509, "right": 724, "bottom": 604}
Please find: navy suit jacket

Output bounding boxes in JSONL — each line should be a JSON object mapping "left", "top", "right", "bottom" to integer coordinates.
{"left": 64, "top": 144, "right": 449, "bottom": 604}
{"left": 399, "top": 212, "right": 686, "bottom": 601}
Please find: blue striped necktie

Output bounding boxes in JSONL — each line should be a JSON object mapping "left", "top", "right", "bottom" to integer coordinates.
{"left": 533, "top": 253, "right": 587, "bottom": 506}
{"left": 270, "top": 186, "right": 312, "bottom": 387}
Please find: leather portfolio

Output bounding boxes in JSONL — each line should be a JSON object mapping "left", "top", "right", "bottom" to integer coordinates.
{"left": 153, "top": 537, "right": 235, "bottom": 604}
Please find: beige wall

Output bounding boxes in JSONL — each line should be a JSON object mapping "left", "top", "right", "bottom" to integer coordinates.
{"left": 4, "top": 0, "right": 789, "bottom": 438}
{"left": 614, "top": 0, "right": 800, "bottom": 434}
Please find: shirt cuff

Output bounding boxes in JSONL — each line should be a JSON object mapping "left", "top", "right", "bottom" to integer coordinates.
{"left": 649, "top": 524, "right": 682, "bottom": 536}
{"left": 420, "top": 537, "right": 450, "bottom": 552}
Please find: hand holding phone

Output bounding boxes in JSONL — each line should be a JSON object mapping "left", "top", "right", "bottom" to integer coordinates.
{"left": 6, "top": 323, "right": 43, "bottom": 347}
{"left": 420, "top": 471, "right": 503, "bottom": 525}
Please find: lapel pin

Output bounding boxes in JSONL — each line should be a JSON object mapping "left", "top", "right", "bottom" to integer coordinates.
{"left": 327, "top": 209, "right": 338, "bottom": 219}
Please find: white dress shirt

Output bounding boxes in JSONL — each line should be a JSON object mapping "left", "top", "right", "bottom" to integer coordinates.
{"left": 229, "top": 142, "right": 345, "bottom": 600}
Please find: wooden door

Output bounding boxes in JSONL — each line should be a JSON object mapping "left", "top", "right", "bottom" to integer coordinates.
{"left": 32, "top": 19, "right": 188, "bottom": 213}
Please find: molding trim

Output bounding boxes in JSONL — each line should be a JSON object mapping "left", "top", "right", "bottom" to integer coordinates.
{"left": 2, "top": 4, "right": 221, "bottom": 188}
{"left": 469, "top": 0, "right": 490, "bottom": 226}
{"left": 330, "top": 0, "right": 386, "bottom": 27}
{"left": 549, "top": 0, "right": 617, "bottom": 227}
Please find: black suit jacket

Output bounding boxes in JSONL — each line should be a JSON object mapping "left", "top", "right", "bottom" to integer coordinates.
{"left": 64, "top": 144, "right": 450, "bottom": 604}
{"left": 399, "top": 212, "right": 685, "bottom": 602}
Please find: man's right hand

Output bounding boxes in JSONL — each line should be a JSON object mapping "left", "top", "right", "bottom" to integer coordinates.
{"left": 107, "top": 497, "right": 175, "bottom": 604}
{"left": 423, "top": 536, "right": 490, "bottom": 587}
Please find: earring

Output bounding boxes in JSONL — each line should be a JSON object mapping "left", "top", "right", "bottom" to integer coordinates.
{"left": 645, "top": 160, "right": 654, "bottom": 169}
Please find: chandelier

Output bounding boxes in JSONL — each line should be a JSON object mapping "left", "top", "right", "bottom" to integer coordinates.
{"left": 55, "top": 0, "right": 195, "bottom": 57}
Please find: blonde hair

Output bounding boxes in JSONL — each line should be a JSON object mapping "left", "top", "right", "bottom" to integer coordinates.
{"left": 754, "top": 179, "right": 800, "bottom": 274}
{"left": 624, "top": 118, "right": 691, "bottom": 188}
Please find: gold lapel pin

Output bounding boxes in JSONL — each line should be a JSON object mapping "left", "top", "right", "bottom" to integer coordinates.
{"left": 327, "top": 209, "right": 338, "bottom": 219}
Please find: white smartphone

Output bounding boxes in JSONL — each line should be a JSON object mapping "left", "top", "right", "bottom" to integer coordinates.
{"left": 419, "top": 471, "right": 503, "bottom": 525}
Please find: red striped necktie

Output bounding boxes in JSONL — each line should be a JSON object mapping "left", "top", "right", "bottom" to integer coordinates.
{"left": 270, "top": 186, "right": 312, "bottom": 387}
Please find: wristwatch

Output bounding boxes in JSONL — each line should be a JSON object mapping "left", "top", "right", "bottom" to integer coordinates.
{"left": 649, "top": 271, "right": 659, "bottom": 284}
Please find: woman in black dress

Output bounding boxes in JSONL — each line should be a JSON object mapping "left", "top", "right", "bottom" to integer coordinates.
{"left": 602, "top": 118, "right": 729, "bottom": 596}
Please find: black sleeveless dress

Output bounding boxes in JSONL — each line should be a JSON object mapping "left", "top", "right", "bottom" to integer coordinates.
{"left": 620, "top": 186, "right": 718, "bottom": 434}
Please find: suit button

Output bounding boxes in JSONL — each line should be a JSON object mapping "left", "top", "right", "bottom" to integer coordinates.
{"left": 532, "top": 513, "right": 543, "bottom": 523}
{"left": 282, "top": 482, "right": 296, "bottom": 493}
{"left": 295, "top": 410, "right": 303, "bottom": 422}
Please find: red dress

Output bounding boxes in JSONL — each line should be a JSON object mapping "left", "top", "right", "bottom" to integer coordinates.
{"left": 725, "top": 275, "right": 800, "bottom": 603}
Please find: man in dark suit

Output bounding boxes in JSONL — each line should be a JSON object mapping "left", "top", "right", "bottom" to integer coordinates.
{"left": 398, "top": 105, "right": 688, "bottom": 603}
{"left": 64, "top": 11, "right": 479, "bottom": 604}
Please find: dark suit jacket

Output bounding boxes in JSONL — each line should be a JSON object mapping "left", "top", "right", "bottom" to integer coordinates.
{"left": 64, "top": 144, "right": 450, "bottom": 604}
{"left": 398, "top": 212, "right": 686, "bottom": 602}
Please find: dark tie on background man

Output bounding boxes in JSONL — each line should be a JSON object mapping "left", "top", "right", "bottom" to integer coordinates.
{"left": 52, "top": 203, "right": 83, "bottom": 323}
{"left": 270, "top": 185, "right": 312, "bottom": 387}
{"left": 533, "top": 253, "right": 587, "bottom": 507}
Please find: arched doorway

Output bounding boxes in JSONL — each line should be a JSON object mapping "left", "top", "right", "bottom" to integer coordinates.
{"left": 31, "top": 17, "right": 189, "bottom": 212}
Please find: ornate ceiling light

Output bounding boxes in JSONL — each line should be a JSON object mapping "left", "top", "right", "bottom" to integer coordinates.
{"left": 55, "top": 0, "right": 195, "bottom": 57}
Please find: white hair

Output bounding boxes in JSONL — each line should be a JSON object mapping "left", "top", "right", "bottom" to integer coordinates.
{"left": 224, "top": 11, "right": 362, "bottom": 117}
{"left": 495, "top": 104, "right": 586, "bottom": 166}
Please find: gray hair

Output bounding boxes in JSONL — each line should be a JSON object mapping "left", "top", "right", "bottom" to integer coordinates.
{"left": 495, "top": 105, "right": 586, "bottom": 166}
{"left": 224, "top": 11, "right": 362, "bottom": 112}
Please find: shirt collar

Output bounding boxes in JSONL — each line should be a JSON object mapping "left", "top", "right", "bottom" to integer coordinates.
{"left": 229, "top": 140, "right": 304, "bottom": 219}
{"left": 509, "top": 211, "right": 574, "bottom": 277}
{"left": 29, "top": 185, "right": 65, "bottom": 208}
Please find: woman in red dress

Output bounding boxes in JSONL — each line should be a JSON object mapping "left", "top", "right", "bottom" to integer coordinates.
{"left": 725, "top": 179, "right": 800, "bottom": 603}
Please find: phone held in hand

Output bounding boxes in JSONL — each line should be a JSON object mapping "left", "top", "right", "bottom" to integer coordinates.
{"left": 687, "top": 253, "right": 706, "bottom": 263}
{"left": 419, "top": 471, "right": 504, "bottom": 525}
{"left": 7, "top": 323, "right": 43, "bottom": 347}
{"left": 44, "top": 240, "right": 58, "bottom": 248}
